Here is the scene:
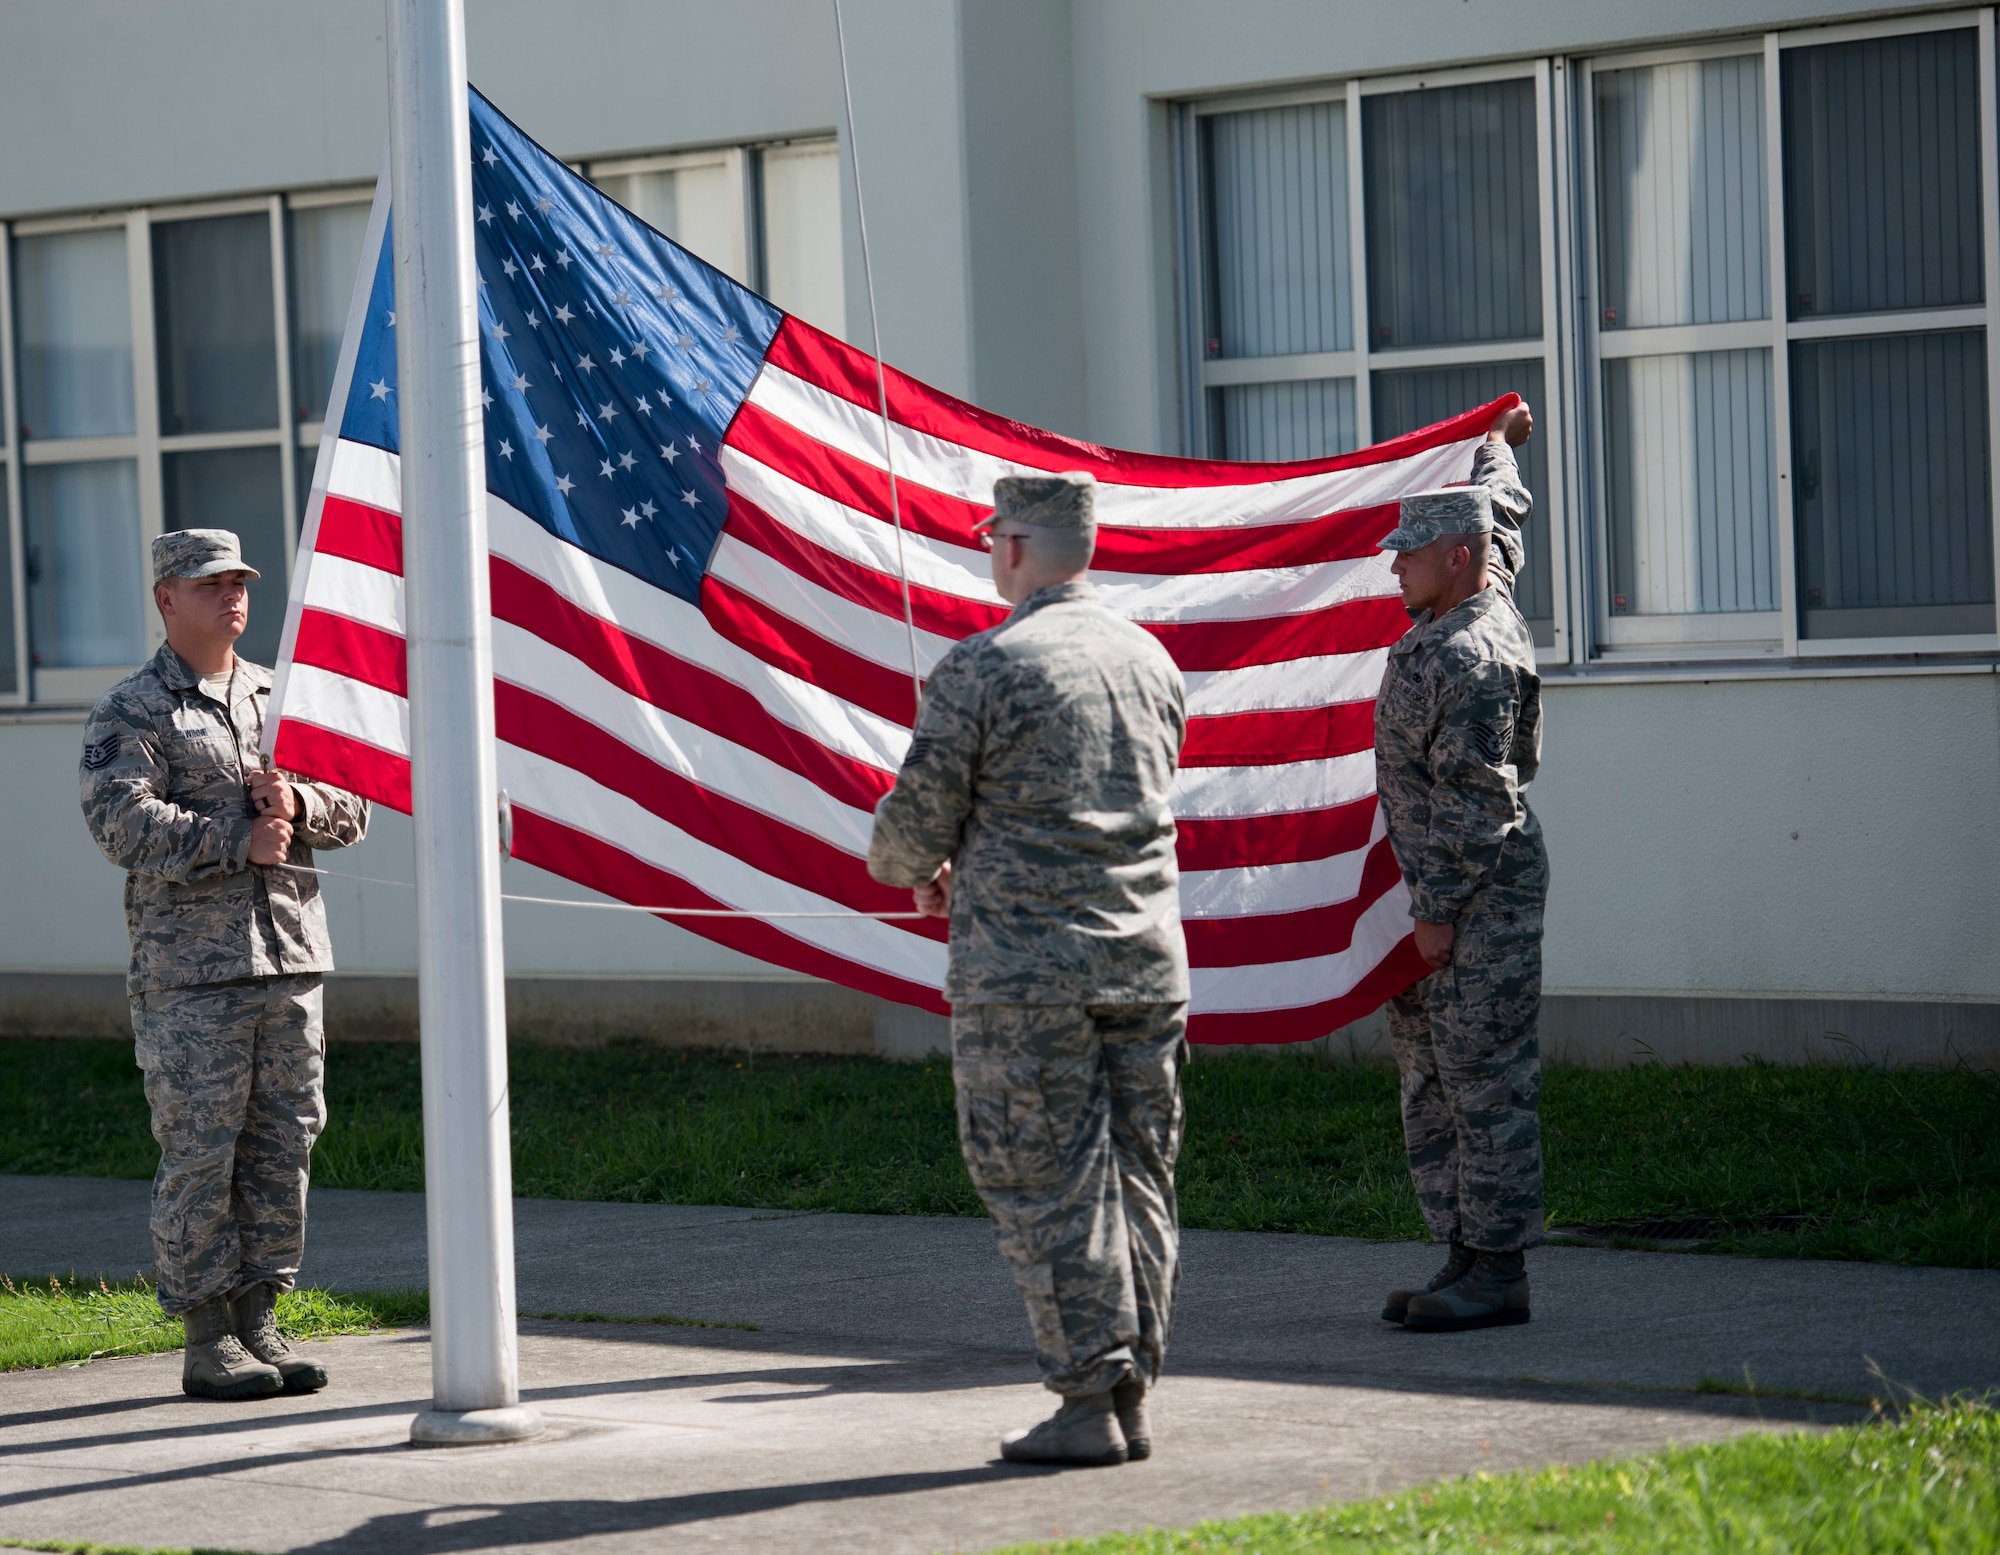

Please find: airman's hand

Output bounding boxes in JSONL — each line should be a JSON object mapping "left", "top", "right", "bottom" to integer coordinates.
{"left": 1414, "top": 918, "right": 1456, "bottom": 969}
{"left": 247, "top": 769, "right": 298, "bottom": 821}
{"left": 913, "top": 862, "right": 952, "bottom": 919}
{"left": 249, "top": 815, "right": 295, "bottom": 866}
{"left": 1488, "top": 402, "right": 1534, "bottom": 447}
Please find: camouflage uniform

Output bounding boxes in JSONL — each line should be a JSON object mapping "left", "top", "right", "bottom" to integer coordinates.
{"left": 1471, "top": 439, "right": 1534, "bottom": 604}
{"left": 1375, "top": 455, "right": 1548, "bottom": 1255}
{"left": 81, "top": 637, "right": 368, "bottom": 1315}
{"left": 870, "top": 549, "right": 1190, "bottom": 1397}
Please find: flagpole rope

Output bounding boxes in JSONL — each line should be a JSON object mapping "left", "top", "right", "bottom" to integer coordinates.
{"left": 271, "top": 862, "right": 927, "bottom": 919}
{"left": 831, "top": 0, "right": 925, "bottom": 726}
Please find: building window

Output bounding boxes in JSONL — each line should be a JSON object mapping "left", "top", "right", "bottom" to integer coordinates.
{"left": 11, "top": 222, "right": 146, "bottom": 700}
{"left": 1184, "top": 67, "right": 1566, "bottom": 650}
{"left": 758, "top": 139, "right": 846, "bottom": 337}
{"left": 1588, "top": 49, "right": 1780, "bottom": 643}
{"left": 1582, "top": 16, "right": 1997, "bottom": 658}
{"left": 588, "top": 136, "right": 846, "bottom": 336}
{"left": 2, "top": 197, "right": 305, "bottom": 702}
{"left": 0, "top": 130, "right": 848, "bottom": 707}
{"left": 288, "top": 198, "right": 372, "bottom": 428}
{"left": 1783, "top": 26, "right": 1991, "bottom": 642}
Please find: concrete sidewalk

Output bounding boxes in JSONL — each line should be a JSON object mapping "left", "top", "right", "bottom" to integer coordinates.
{"left": 3, "top": 1175, "right": 1997, "bottom": 1554}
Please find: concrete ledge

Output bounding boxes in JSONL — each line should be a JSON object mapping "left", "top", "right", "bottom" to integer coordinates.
{"left": 3, "top": 973, "right": 1994, "bottom": 1068}
{"left": 1214, "top": 994, "right": 2000, "bottom": 1071}
{"left": 0, "top": 972, "right": 877, "bottom": 1056}
{"left": 0, "top": 973, "right": 130, "bottom": 1040}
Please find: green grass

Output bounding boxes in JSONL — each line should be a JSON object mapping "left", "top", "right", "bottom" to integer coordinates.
{"left": 0, "top": 1274, "right": 427, "bottom": 1372}
{"left": 0, "top": 1542, "right": 255, "bottom": 1555}
{"left": 3, "top": 1039, "right": 1996, "bottom": 1267}
{"left": 995, "top": 1400, "right": 2000, "bottom": 1554}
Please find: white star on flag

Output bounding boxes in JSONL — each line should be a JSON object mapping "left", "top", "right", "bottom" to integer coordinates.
{"left": 553, "top": 472, "right": 575, "bottom": 494}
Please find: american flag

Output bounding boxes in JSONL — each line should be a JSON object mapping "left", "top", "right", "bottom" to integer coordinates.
{"left": 269, "top": 88, "right": 1514, "bottom": 1045}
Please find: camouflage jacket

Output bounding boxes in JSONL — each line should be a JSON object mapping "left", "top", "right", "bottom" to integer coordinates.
{"left": 868, "top": 581, "right": 1190, "bottom": 1005}
{"left": 1374, "top": 586, "right": 1546, "bottom": 925}
{"left": 1471, "top": 439, "right": 1534, "bottom": 602}
{"left": 80, "top": 643, "right": 370, "bottom": 993}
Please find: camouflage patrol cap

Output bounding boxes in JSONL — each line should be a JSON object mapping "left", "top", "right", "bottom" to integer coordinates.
{"left": 152, "top": 528, "right": 259, "bottom": 584}
{"left": 979, "top": 473, "right": 1096, "bottom": 532}
{"left": 1378, "top": 485, "right": 1495, "bottom": 552}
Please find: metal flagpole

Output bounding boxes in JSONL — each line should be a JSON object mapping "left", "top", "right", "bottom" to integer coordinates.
{"left": 385, "top": 0, "right": 542, "bottom": 1446}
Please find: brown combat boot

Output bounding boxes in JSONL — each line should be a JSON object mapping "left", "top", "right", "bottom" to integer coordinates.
{"left": 1403, "top": 1251, "right": 1531, "bottom": 1332}
{"left": 1111, "top": 1376, "right": 1151, "bottom": 1461}
{"left": 182, "top": 1296, "right": 283, "bottom": 1401}
{"left": 1381, "top": 1242, "right": 1475, "bottom": 1323}
{"left": 233, "top": 1281, "right": 328, "bottom": 1394}
{"left": 1000, "top": 1389, "right": 1128, "bottom": 1467}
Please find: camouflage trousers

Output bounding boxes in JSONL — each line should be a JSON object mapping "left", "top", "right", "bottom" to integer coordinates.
{"left": 950, "top": 1001, "right": 1187, "bottom": 1397}
{"left": 1385, "top": 909, "right": 1544, "bottom": 1254}
{"left": 129, "top": 975, "right": 328, "bottom": 1316}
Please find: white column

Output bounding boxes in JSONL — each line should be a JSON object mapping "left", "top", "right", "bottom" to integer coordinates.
{"left": 385, "top": 0, "right": 541, "bottom": 1447}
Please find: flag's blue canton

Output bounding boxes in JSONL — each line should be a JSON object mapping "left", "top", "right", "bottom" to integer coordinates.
{"left": 339, "top": 88, "right": 783, "bottom": 606}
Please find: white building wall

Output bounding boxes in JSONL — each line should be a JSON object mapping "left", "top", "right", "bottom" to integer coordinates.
{"left": 12, "top": 666, "right": 1997, "bottom": 1004}
{"left": 2, "top": 0, "right": 1995, "bottom": 1050}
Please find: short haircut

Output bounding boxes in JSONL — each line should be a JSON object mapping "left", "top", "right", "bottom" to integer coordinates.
{"left": 1442, "top": 530, "right": 1493, "bottom": 568}
{"left": 1008, "top": 521, "right": 1095, "bottom": 576}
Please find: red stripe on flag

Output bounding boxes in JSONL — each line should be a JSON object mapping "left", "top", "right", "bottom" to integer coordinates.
{"left": 1187, "top": 937, "right": 1430, "bottom": 1045}
{"left": 1182, "top": 837, "right": 1404, "bottom": 965}
{"left": 315, "top": 494, "right": 404, "bottom": 574}
{"left": 272, "top": 720, "right": 411, "bottom": 813}
{"left": 727, "top": 400, "right": 1404, "bottom": 574}
{"left": 509, "top": 806, "right": 950, "bottom": 1014}
{"left": 491, "top": 557, "right": 900, "bottom": 813}
{"left": 764, "top": 315, "right": 1520, "bottom": 490}
{"left": 1180, "top": 699, "right": 1376, "bottom": 768}
{"left": 729, "top": 486, "right": 1411, "bottom": 679}
{"left": 724, "top": 490, "right": 1008, "bottom": 640}
{"left": 1145, "top": 595, "right": 1413, "bottom": 673}
{"left": 293, "top": 609, "right": 407, "bottom": 697}
{"left": 1175, "top": 794, "right": 1377, "bottom": 872}
{"left": 494, "top": 680, "right": 939, "bottom": 930}
{"left": 700, "top": 572, "right": 919, "bottom": 728}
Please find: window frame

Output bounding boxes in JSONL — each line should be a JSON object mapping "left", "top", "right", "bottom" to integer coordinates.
{"left": 7, "top": 195, "right": 298, "bottom": 704}
{"left": 1178, "top": 58, "right": 1576, "bottom": 664}
{"left": 1576, "top": 9, "right": 2000, "bottom": 661}
{"left": 584, "top": 146, "right": 755, "bottom": 286}
{"left": 285, "top": 184, "right": 377, "bottom": 470}
{"left": 0, "top": 218, "right": 20, "bottom": 707}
